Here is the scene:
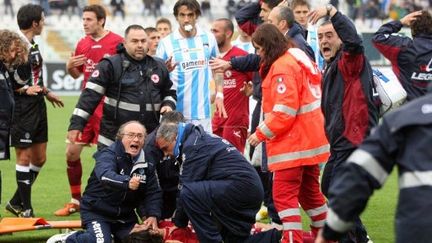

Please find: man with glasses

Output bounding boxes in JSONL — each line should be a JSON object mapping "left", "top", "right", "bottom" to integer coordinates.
{"left": 47, "top": 121, "right": 162, "bottom": 243}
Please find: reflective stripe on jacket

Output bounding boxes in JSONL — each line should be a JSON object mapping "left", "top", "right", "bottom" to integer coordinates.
{"left": 256, "top": 48, "right": 329, "bottom": 171}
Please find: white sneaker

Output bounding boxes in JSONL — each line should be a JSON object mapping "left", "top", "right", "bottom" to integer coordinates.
{"left": 46, "top": 231, "right": 77, "bottom": 243}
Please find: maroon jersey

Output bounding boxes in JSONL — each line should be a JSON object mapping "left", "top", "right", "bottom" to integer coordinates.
{"left": 212, "top": 46, "right": 252, "bottom": 128}
{"left": 75, "top": 31, "right": 123, "bottom": 88}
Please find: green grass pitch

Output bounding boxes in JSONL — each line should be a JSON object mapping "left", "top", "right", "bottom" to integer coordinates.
{"left": 0, "top": 96, "right": 397, "bottom": 242}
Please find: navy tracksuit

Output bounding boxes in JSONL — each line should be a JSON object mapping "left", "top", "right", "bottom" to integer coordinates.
{"left": 323, "top": 90, "right": 432, "bottom": 242}
{"left": 172, "top": 124, "right": 264, "bottom": 243}
{"left": 320, "top": 11, "right": 379, "bottom": 243}
{"left": 372, "top": 20, "right": 432, "bottom": 101}
{"left": 67, "top": 140, "right": 161, "bottom": 243}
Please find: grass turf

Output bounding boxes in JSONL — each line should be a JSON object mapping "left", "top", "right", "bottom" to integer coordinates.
{"left": 0, "top": 96, "right": 397, "bottom": 242}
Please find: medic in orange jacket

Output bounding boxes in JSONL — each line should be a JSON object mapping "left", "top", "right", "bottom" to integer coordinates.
{"left": 252, "top": 48, "right": 330, "bottom": 171}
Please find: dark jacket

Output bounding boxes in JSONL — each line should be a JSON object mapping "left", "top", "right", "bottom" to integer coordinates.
{"left": 0, "top": 62, "right": 14, "bottom": 160}
{"left": 372, "top": 20, "right": 432, "bottom": 101}
{"left": 323, "top": 91, "right": 432, "bottom": 243}
{"left": 230, "top": 23, "right": 314, "bottom": 101}
{"left": 144, "top": 129, "right": 179, "bottom": 195}
{"left": 172, "top": 124, "right": 264, "bottom": 227}
{"left": 235, "top": 1, "right": 262, "bottom": 36}
{"left": 68, "top": 52, "right": 176, "bottom": 149}
{"left": 321, "top": 11, "right": 379, "bottom": 152}
{"left": 287, "top": 23, "right": 314, "bottom": 60}
{"left": 81, "top": 140, "right": 162, "bottom": 224}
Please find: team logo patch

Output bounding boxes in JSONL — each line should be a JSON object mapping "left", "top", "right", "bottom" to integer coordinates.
{"left": 151, "top": 74, "right": 160, "bottom": 83}
{"left": 91, "top": 70, "right": 100, "bottom": 78}
{"left": 277, "top": 83, "right": 286, "bottom": 94}
{"left": 225, "top": 70, "right": 232, "bottom": 78}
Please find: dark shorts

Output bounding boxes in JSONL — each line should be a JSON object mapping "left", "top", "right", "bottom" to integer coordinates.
{"left": 11, "top": 95, "right": 48, "bottom": 148}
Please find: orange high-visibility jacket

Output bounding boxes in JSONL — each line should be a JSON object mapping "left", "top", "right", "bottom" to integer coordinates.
{"left": 256, "top": 48, "right": 330, "bottom": 171}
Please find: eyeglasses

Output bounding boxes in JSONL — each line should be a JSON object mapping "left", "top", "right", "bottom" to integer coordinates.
{"left": 122, "top": 132, "right": 145, "bottom": 140}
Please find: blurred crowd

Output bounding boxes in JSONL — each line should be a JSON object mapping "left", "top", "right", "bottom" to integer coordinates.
{"left": 3, "top": 0, "right": 431, "bottom": 23}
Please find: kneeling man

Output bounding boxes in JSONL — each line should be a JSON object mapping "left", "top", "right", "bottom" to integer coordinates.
{"left": 156, "top": 122, "right": 264, "bottom": 243}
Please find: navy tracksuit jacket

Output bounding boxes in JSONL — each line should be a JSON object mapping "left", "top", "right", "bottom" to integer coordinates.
{"left": 372, "top": 20, "right": 432, "bottom": 101}
{"left": 172, "top": 124, "right": 264, "bottom": 243}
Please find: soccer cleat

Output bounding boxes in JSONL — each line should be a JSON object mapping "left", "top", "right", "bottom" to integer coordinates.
{"left": 19, "top": 209, "right": 34, "bottom": 218}
{"left": 5, "top": 202, "right": 23, "bottom": 217}
{"left": 46, "top": 231, "right": 78, "bottom": 243}
{"left": 54, "top": 203, "right": 80, "bottom": 216}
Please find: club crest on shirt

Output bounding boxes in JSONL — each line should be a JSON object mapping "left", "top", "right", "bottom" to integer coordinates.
{"left": 151, "top": 74, "right": 160, "bottom": 84}
{"left": 225, "top": 70, "right": 232, "bottom": 78}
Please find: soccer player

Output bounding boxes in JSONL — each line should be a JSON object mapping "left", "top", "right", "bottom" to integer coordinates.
{"left": 144, "top": 27, "right": 161, "bottom": 56}
{"left": 210, "top": 18, "right": 252, "bottom": 153}
{"left": 54, "top": 4, "right": 123, "bottom": 216}
{"left": 291, "top": 0, "right": 324, "bottom": 69}
{"left": 156, "top": 0, "right": 225, "bottom": 132}
{"left": 156, "top": 17, "right": 172, "bottom": 38}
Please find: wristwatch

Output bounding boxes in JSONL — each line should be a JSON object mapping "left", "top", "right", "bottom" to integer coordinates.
{"left": 326, "top": 4, "right": 333, "bottom": 16}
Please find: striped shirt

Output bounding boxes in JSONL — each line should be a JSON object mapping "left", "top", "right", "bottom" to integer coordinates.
{"left": 232, "top": 37, "right": 255, "bottom": 54}
{"left": 307, "top": 26, "right": 325, "bottom": 70}
{"left": 156, "top": 25, "right": 219, "bottom": 120}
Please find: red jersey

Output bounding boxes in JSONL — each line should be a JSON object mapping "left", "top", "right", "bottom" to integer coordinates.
{"left": 75, "top": 31, "right": 123, "bottom": 88}
{"left": 212, "top": 46, "right": 252, "bottom": 128}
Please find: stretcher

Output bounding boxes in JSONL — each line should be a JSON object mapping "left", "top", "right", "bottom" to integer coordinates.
{"left": 0, "top": 217, "right": 81, "bottom": 234}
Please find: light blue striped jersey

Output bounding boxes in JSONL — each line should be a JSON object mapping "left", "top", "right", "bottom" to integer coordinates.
{"left": 232, "top": 37, "right": 255, "bottom": 54}
{"left": 307, "top": 26, "right": 325, "bottom": 70}
{"left": 156, "top": 25, "right": 219, "bottom": 120}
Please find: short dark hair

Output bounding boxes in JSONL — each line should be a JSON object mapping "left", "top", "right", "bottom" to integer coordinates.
{"left": 278, "top": 6, "right": 295, "bottom": 28}
{"left": 411, "top": 10, "right": 432, "bottom": 37}
{"left": 291, "top": 0, "right": 310, "bottom": 10}
{"left": 17, "top": 4, "right": 44, "bottom": 30}
{"left": 83, "top": 4, "right": 107, "bottom": 27}
{"left": 261, "top": 0, "right": 283, "bottom": 10}
{"left": 125, "top": 25, "right": 145, "bottom": 37}
{"left": 156, "top": 17, "right": 172, "bottom": 28}
{"left": 144, "top": 27, "right": 158, "bottom": 35}
{"left": 123, "top": 229, "right": 163, "bottom": 243}
{"left": 173, "top": 0, "right": 201, "bottom": 17}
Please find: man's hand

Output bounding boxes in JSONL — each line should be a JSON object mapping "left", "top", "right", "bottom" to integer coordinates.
{"left": 309, "top": 5, "right": 335, "bottom": 25}
{"left": 26, "top": 85, "right": 43, "bottom": 96}
{"left": 214, "top": 96, "right": 228, "bottom": 118}
{"left": 400, "top": 11, "right": 423, "bottom": 27}
{"left": 129, "top": 175, "right": 140, "bottom": 190}
{"left": 142, "top": 216, "right": 158, "bottom": 230}
{"left": 130, "top": 223, "right": 149, "bottom": 234}
{"left": 160, "top": 105, "right": 173, "bottom": 114}
{"left": 66, "top": 53, "right": 86, "bottom": 70}
{"left": 165, "top": 56, "right": 178, "bottom": 72}
{"left": 247, "top": 133, "right": 261, "bottom": 147}
{"left": 240, "top": 81, "right": 253, "bottom": 97}
{"left": 45, "top": 91, "right": 64, "bottom": 108}
{"left": 67, "top": 130, "right": 82, "bottom": 144}
{"left": 209, "top": 57, "right": 231, "bottom": 71}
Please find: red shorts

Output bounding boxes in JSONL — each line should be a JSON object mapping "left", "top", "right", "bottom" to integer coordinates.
{"left": 75, "top": 101, "right": 103, "bottom": 145}
{"left": 212, "top": 125, "right": 248, "bottom": 153}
